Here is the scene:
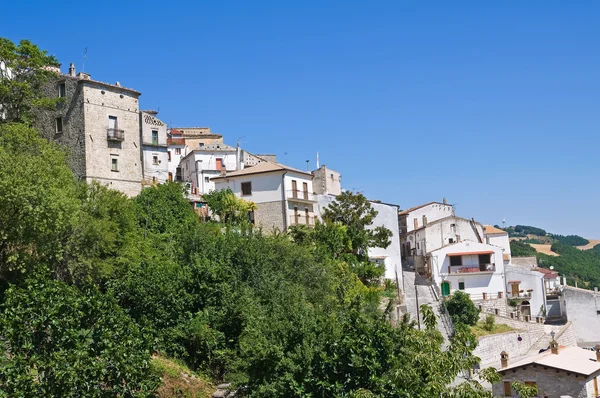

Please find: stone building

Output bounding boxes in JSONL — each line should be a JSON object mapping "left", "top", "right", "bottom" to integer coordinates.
{"left": 170, "top": 127, "right": 223, "bottom": 149}
{"left": 140, "top": 110, "right": 169, "bottom": 185}
{"left": 493, "top": 344, "right": 600, "bottom": 397}
{"left": 36, "top": 63, "right": 143, "bottom": 196}
{"left": 312, "top": 165, "right": 342, "bottom": 196}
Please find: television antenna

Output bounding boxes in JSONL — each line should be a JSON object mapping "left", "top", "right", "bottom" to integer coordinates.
{"left": 82, "top": 47, "right": 88, "bottom": 73}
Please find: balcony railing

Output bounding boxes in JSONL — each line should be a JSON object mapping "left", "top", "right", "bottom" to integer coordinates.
{"left": 450, "top": 264, "right": 495, "bottom": 274}
{"left": 107, "top": 128, "right": 125, "bottom": 141}
{"left": 286, "top": 189, "right": 316, "bottom": 202}
{"left": 289, "top": 215, "right": 316, "bottom": 227}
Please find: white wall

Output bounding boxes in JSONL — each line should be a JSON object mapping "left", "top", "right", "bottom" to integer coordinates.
{"left": 182, "top": 150, "right": 238, "bottom": 194}
{"left": 487, "top": 233, "right": 512, "bottom": 263}
{"left": 431, "top": 241, "right": 505, "bottom": 297}
{"left": 505, "top": 266, "right": 546, "bottom": 318}
{"left": 214, "top": 171, "right": 284, "bottom": 203}
{"left": 562, "top": 287, "right": 600, "bottom": 344}
{"left": 405, "top": 203, "right": 454, "bottom": 233}
{"left": 368, "top": 202, "right": 402, "bottom": 282}
{"left": 140, "top": 112, "right": 169, "bottom": 184}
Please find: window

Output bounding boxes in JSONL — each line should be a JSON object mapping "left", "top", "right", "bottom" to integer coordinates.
{"left": 152, "top": 155, "right": 159, "bottom": 165}
{"left": 168, "top": 151, "right": 171, "bottom": 161}
{"left": 175, "top": 148, "right": 181, "bottom": 155}
{"left": 241, "top": 182, "right": 252, "bottom": 196}
{"left": 204, "top": 177, "right": 210, "bottom": 183}
{"left": 503, "top": 381, "right": 511, "bottom": 396}
{"left": 450, "top": 256, "right": 462, "bottom": 267}
{"left": 458, "top": 281, "right": 465, "bottom": 290}
{"left": 108, "top": 115, "right": 117, "bottom": 129}
{"left": 55, "top": 117, "right": 63, "bottom": 134}
{"left": 479, "top": 254, "right": 491, "bottom": 265}
{"left": 111, "top": 157, "right": 118, "bottom": 172}
{"left": 449, "top": 238, "right": 454, "bottom": 244}
{"left": 216, "top": 158, "right": 224, "bottom": 171}
{"left": 199, "top": 143, "right": 204, "bottom": 147}
{"left": 58, "top": 82, "right": 66, "bottom": 98}
{"left": 152, "top": 130, "right": 158, "bottom": 145}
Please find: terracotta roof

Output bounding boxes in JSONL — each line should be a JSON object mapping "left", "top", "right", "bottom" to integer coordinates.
{"left": 499, "top": 346, "right": 600, "bottom": 376}
{"left": 485, "top": 225, "right": 507, "bottom": 235}
{"left": 398, "top": 201, "right": 449, "bottom": 215}
{"left": 211, "top": 161, "right": 311, "bottom": 180}
{"left": 533, "top": 267, "right": 559, "bottom": 279}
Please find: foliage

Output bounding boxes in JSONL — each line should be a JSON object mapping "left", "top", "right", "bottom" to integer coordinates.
{"left": 444, "top": 291, "right": 480, "bottom": 326}
{"left": 550, "top": 234, "right": 589, "bottom": 246}
{"left": 513, "top": 225, "right": 546, "bottom": 237}
{"left": 509, "top": 241, "right": 538, "bottom": 257}
{"left": 0, "top": 123, "right": 79, "bottom": 281}
{"left": 0, "top": 279, "right": 158, "bottom": 397}
{"left": 0, "top": 38, "right": 61, "bottom": 124}
{"left": 321, "top": 191, "right": 392, "bottom": 258}
{"left": 512, "top": 381, "right": 538, "bottom": 398}
{"left": 202, "top": 188, "right": 257, "bottom": 226}
{"left": 483, "top": 314, "right": 495, "bottom": 331}
{"left": 470, "top": 320, "right": 516, "bottom": 338}
{"left": 152, "top": 356, "right": 215, "bottom": 398}
{"left": 521, "top": 238, "right": 543, "bottom": 245}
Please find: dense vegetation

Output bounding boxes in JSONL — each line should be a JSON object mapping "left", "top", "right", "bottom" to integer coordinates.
{"left": 445, "top": 291, "right": 480, "bottom": 326}
{"left": 549, "top": 234, "right": 589, "bottom": 247}
{"left": 503, "top": 225, "right": 547, "bottom": 237}
{"left": 0, "top": 38, "right": 502, "bottom": 397}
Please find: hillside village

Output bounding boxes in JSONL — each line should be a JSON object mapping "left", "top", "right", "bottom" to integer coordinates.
{"left": 28, "top": 62, "right": 600, "bottom": 397}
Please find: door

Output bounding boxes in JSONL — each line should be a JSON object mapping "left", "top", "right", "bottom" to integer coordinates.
{"left": 511, "top": 283, "right": 520, "bottom": 297}
{"left": 441, "top": 282, "right": 450, "bottom": 297}
{"left": 216, "top": 158, "right": 223, "bottom": 171}
{"left": 292, "top": 180, "right": 298, "bottom": 198}
{"left": 294, "top": 206, "right": 299, "bottom": 225}
{"left": 303, "top": 182, "right": 308, "bottom": 200}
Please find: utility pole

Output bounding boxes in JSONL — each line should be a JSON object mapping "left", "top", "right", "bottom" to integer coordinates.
{"left": 415, "top": 285, "right": 421, "bottom": 330}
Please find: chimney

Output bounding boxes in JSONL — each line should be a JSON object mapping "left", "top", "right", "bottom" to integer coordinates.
{"left": 443, "top": 197, "right": 447, "bottom": 205}
{"left": 500, "top": 351, "right": 508, "bottom": 368}
{"left": 595, "top": 345, "right": 600, "bottom": 362}
{"left": 69, "top": 62, "right": 76, "bottom": 77}
{"left": 550, "top": 340, "right": 559, "bottom": 355}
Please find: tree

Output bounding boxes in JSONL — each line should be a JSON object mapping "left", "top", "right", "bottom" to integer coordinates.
{"left": 512, "top": 381, "right": 538, "bottom": 398}
{"left": 321, "top": 191, "right": 392, "bottom": 258}
{"left": 445, "top": 291, "right": 480, "bottom": 326}
{"left": 203, "top": 188, "right": 257, "bottom": 225}
{"left": 0, "top": 38, "right": 61, "bottom": 124}
{"left": 0, "top": 123, "right": 79, "bottom": 282}
{"left": 0, "top": 279, "right": 158, "bottom": 396}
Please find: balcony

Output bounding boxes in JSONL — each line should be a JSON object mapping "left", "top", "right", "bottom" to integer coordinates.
{"left": 142, "top": 139, "right": 167, "bottom": 147}
{"left": 107, "top": 128, "right": 125, "bottom": 141}
{"left": 449, "top": 264, "right": 495, "bottom": 274}
{"left": 289, "top": 215, "right": 316, "bottom": 227}
{"left": 286, "top": 189, "right": 316, "bottom": 203}
{"left": 167, "top": 137, "right": 186, "bottom": 146}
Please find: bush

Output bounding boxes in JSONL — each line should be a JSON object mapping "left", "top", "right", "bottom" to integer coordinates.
{"left": 444, "top": 291, "right": 480, "bottom": 326}
{"left": 483, "top": 314, "right": 495, "bottom": 331}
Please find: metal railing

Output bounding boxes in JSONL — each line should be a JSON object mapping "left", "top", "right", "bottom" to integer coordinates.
{"left": 286, "top": 189, "right": 316, "bottom": 202}
{"left": 289, "top": 215, "right": 316, "bottom": 227}
{"left": 107, "top": 128, "right": 125, "bottom": 141}
{"left": 449, "top": 264, "right": 495, "bottom": 274}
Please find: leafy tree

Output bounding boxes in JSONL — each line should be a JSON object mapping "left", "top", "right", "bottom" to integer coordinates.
{"left": 0, "top": 279, "right": 158, "bottom": 396}
{"left": 510, "top": 241, "right": 537, "bottom": 257}
{"left": 0, "top": 123, "right": 79, "bottom": 282}
{"left": 550, "top": 234, "right": 589, "bottom": 246}
{"left": 444, "top": 291, "right": 480, "bottom": 326}
{"left": 512, "top": 381, "right": 538, "bottom": 398}
{"left": 203, "top": 188, "right": 257, "bottom": 225}
{"left": 0, "top": 38, "right": 61, "bottom": 124}
{"left": 321, "top": 191, "right": 392, "bottom": 258}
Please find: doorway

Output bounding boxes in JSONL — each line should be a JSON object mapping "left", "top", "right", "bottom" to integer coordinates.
{"left": 441, "top": 282, "right": 450, "bottom": 297}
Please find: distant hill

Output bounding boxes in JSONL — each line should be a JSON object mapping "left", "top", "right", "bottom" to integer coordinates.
{"left": 506, "top": 223, "right": 600, "bottom": 290}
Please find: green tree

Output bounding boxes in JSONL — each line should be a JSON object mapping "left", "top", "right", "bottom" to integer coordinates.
{"left": 0, "top": 279, "right": 158, "bottom": 397}
{"left": 445, "top": 291, "right": 480, "bottom": 326}
{"left": 203, "top": 188, "right": 257, "bottom": 225}
{"left": 0, "top": 38, "right": 61, "bottom": 124}
{"left": 321, "top": 191, "right": 392, "bottom": 258}
{"left": 0, "top": 123, "right": 79, "bottom": 282}
{"left": 512, "top": 381, "right": 538, "bottom": 398}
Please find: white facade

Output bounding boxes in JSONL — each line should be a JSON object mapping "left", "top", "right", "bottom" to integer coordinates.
{"left": 368, "top": 201, "right": 402, "bottom": 282}
{"left": 399, "top": 202, "right": 454, "bottom": 234}
{"left": 562, "top": 287, "right": 600, "bottom": 345}
{"left": 485, "top": 225, "right": 512, "bottom": 265}
{"left": 213, "top": 163, "right": 317, "bottom": 231}
{"left": 167, "top": 129, "right": 188, "bottom": 182}
{"left": 181, "top": 143, "right": 240, "bottom": 194}
{"left": 140, "top": 111, "right": 169, "bottom": 184}
{"left": 430, "top": 240, "right": 506, "bottom": 298}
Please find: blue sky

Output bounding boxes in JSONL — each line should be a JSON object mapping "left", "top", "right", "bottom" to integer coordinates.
{"left": 3, "top": 1, "right": 599, "bottom": 237}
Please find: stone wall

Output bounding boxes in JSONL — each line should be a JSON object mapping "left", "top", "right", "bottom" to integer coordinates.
{"left": 255, "top": 200, "right": 285, "bottom": 232}
{"left": 555, "top": 322, "right": 578, "bottom": 348}
{"left": 493, "top": 365, "right": 592, "bottom": 398}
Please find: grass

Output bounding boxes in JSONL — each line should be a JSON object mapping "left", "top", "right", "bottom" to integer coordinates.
{"left": 470, "top": 321, "right": 518, "bottom": 338}
{"left": 151, "top": 355, "right": 216, "bottom": 398}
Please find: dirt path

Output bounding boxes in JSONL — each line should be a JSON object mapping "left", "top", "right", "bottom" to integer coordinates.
{"left": 576, "top": 239, "right": 600, "bottom": 250}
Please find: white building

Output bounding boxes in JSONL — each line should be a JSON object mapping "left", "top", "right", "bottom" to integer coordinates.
{"left": 368, "top": 201, "right": 402, "bottom": 282}
{"left": 167, "top": 128, "right": 187, "bottom": 182}
{"left": 212, "top": 161, "right": 317, "bottom": 232}
{"left": 562, "top": 286, "right": 600, "bottom": 345}
{"left": 430, "top": 240, "right": 506, "bottom": 298}
{"left": 485, "top": 225, "right": 512, "bottom": 265}
{"left": 139, "top": 110, "right": 169, "bottom": 185}
{"left": 181, "top": 143, "right": 241, "bottom": 194}
{"left": 505, "top": 256, "right": 562, "bottom": 320}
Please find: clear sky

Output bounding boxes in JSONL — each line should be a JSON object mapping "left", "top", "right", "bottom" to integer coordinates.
{"left": 3, "top": 1, "right": 599, "bottom": 237}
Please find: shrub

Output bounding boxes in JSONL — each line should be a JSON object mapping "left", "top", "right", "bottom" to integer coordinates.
{"left": 483, "top": 314, "right": 495, "bottom": 331}
{"left": 444, "top": 291, "right": 480, "bottom": 326}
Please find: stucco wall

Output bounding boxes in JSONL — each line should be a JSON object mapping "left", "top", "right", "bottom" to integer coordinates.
{"left": 505, "top": 266, "right": 546, "bottom": 318}
{"left": 563, "top": 287, "right": 600, "bottom": 344}
{"left": 140, "top": 111, "right": 169, "bottom": 184}
{"left": 405, "top": 203, "right": 454, "bottom": 233}
{"left": 368, "top": 202, "right": 402, "bottom": 281}
{"left": 312, "top": 165, "right": 341, "bottom": 195}
{"left": 215, "top": 171, "right": 284, "bottom": 203}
